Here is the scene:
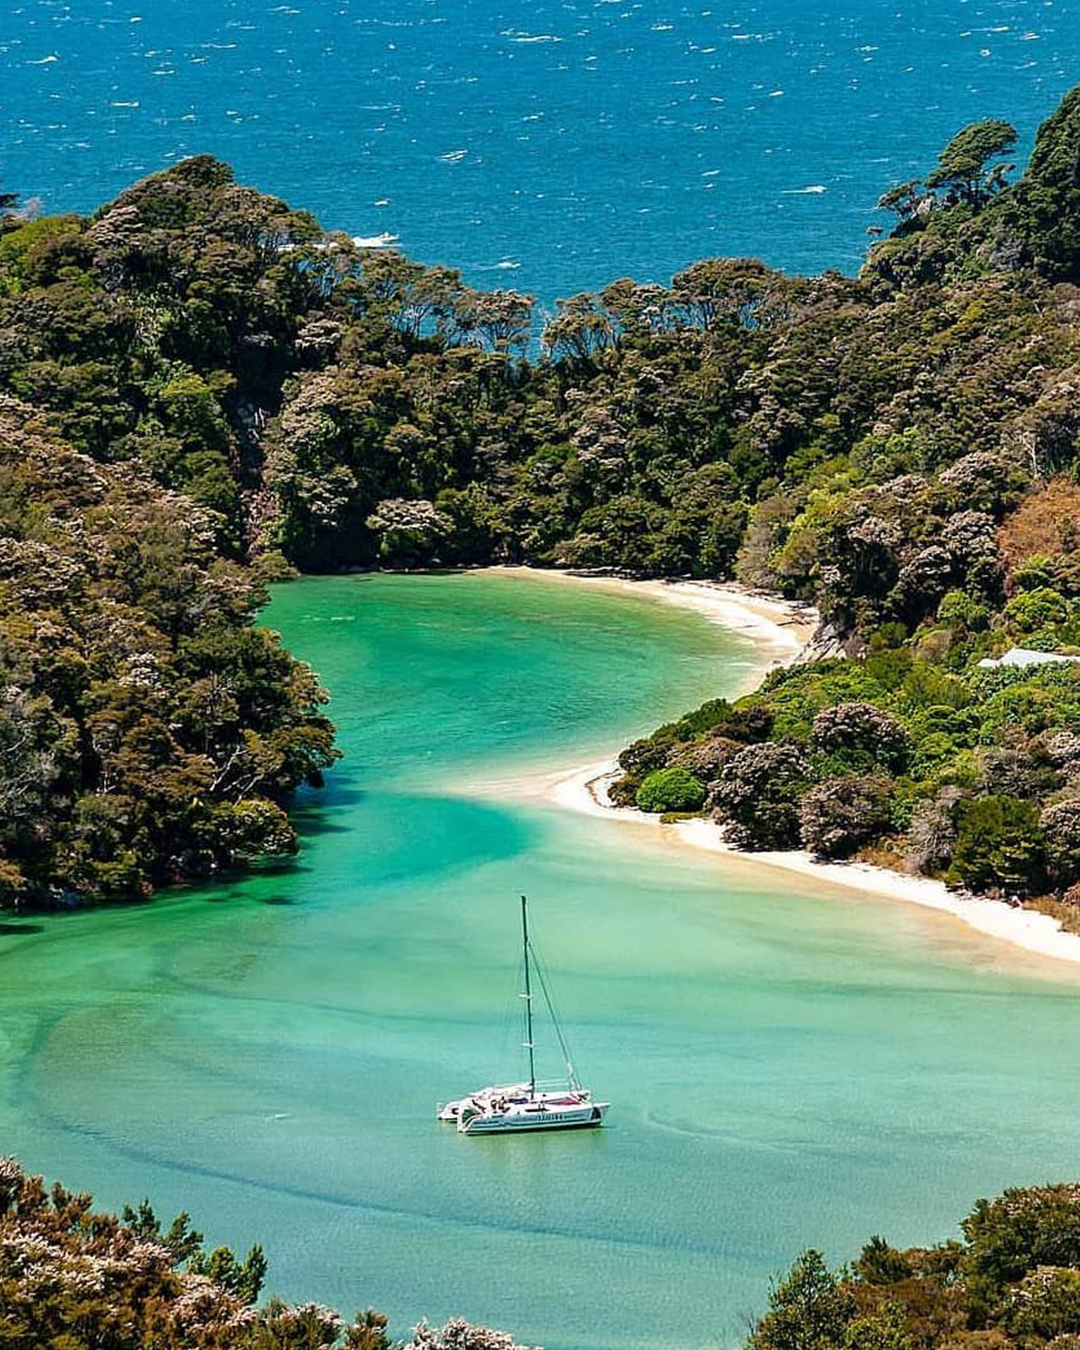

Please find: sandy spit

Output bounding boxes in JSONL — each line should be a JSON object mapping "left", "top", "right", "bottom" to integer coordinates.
{"left": 477, "top": 567, "right": 1080, "bottom": 972}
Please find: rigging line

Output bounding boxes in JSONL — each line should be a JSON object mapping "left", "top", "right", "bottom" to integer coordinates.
{"left": 495, "top": 955, "right": 524, "bottom": 1077}
{"left": 530, "top": 940, "right": 579, "bottom": 1085}
{"left": 529, "top": 936, "right": 565, "bottom": 1028}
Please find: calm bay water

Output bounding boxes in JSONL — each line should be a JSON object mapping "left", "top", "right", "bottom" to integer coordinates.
{"left": 3, "top": 571, "right": 1080, "bottom": 1350}
{"left": 2, "top": 0, "right": 1079, "bottom": 299}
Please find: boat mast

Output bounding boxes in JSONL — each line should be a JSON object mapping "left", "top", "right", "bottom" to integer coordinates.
{"left": 521, "top": 895, "right": 536, "bottom": 1094}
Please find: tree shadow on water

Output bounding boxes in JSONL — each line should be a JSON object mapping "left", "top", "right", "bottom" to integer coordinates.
{"left": 200, "top": 855, "right": 313, "bottom": 905}
{"left": 288, "top": 780, "right": 365, "bottom": 840}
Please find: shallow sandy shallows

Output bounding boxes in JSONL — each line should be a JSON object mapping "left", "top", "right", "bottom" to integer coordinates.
{"left": 480, "top": 567, "right": 815, "bottom": 689}
{"left": 473, "top": 567, "right": 1080, "bottom": 974}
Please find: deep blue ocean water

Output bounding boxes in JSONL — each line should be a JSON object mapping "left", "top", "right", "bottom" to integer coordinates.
{"left": 1, "top": 0, "right": 1077, "bottom": 306}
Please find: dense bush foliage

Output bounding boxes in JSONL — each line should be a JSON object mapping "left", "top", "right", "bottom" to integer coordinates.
{"left": 0, "top": 401, "right": 337, "bottom": 907}
{"left": 613, "top": 637, "right": 1080, "bottom": 901}
{"left": 0, "top": 1157, "right": 531, "bottom": 1350}
{"left": 635, "top": 766, "right": 707, "bottom": 813}
{"left": 711, "top": 742, "right": 811, "bottom": 850}
{"left": 8, "top": 85, "right": 1080, "bottom": 905}
{"left": 749, "top": 1183, "right": 1080, "bottom": 1350}
{"left": 2, "top": 93, "right": 1080, "bottom": 592}
{"left": 798, "top": 775, "right": 892, "bottom": 860}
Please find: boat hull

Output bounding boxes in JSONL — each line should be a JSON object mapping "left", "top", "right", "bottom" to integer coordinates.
{"left": 459, "top": 1103, "right": 608, "bottom": 1134}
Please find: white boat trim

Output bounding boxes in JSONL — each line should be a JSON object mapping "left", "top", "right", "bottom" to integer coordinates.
{"left": 460, "top": 1101, "right": 609, "bottom": 1134}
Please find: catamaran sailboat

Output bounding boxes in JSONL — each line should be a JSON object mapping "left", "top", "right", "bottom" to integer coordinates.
{"left": 437, "top": 896, "right": 609, "bottom": 1135}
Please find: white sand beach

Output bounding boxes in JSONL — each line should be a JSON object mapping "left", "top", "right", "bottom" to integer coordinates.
{"left": 549, "top": 756, "right": 1080, "bottom": 969}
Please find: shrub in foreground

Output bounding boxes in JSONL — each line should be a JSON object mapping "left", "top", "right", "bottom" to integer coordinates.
{"left": 947, "top": 795, "right": 1046, "bottom": 895}
{"left": 0, "top": 1157, "right": 532, "bottom": 1350}
{"left": 749, "top": 1182, "right": 1080, "bottom": 1350}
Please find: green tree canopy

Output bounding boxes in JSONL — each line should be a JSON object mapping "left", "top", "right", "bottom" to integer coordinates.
{"left": 925, "top": 119, "right": 1018, "bottom": 204}
{"left": 635, "top": 766, "right": 707, "bottom": 813}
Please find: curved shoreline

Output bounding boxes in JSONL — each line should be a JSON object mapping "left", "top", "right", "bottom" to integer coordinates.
{"left": 476, "top": 567, "right": 1080, "bottom": 973}
{"left": 479, "top": 566, "right": 817, "bottom": 690}
{"left": 550, "top": 758, "right": 1080, "bottom": 970}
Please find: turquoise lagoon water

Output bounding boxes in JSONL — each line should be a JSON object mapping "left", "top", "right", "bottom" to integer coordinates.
{"left": 3, "top": 571, "right": 1080, "bottom": 1350}
{"left": 2, "top": 0, "right": 1079, "bottom": 300}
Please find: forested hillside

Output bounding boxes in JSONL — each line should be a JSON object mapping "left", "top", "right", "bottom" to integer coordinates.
{"left": 611, "top": 91, "right": 1080, "bottom": 910}
{"left": 0, "top": 400, "right": 336, "bottom": 906}
{"left": 5, "top": 85, "right": 1080, "bottom": 905}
